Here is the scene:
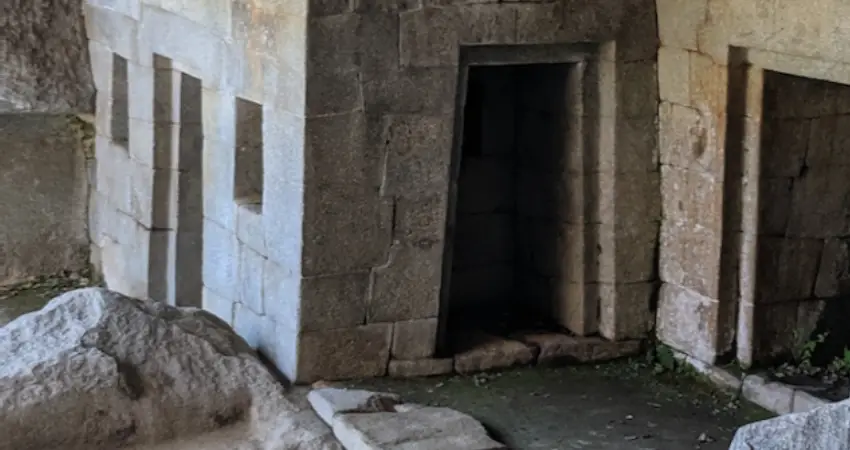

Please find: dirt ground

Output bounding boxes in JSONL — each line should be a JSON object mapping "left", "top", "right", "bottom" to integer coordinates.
{"left": 2, "top": 277, "right": 772, "bottom": 450}
{"left": 344, "top": 362, "right": 773, "bottom": 450}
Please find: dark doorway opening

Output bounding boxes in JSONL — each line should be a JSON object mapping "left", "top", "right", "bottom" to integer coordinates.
{"left": 443, "top": 63, "right": 585, "bottom": 351}
{"left": 756, "top": 71, "right": 850, "bottom": 399}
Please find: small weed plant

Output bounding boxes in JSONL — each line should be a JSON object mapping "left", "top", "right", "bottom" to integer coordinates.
{"left": 774, "top": 331, "right": 850, "bottom": 383}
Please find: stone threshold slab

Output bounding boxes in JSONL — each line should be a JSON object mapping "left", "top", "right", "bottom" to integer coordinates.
{"left": 674, "top": 351, "right": 832, "bottom": 415}
{"left": 388, "top": 331, "right": 643, "bottom": 378}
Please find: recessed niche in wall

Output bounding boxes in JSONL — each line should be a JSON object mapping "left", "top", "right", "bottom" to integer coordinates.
{"left": 111, "top": 54, "right": 129, "bottom": 148}
{"left": 754, "top": 70, "right": 850, "bottom": 369}
{"left": 234, "top": 98, "right": 263, "bottom": 210}
{"left": 174, "top": 73, "right": 204, "bottom": 307}
{"left": 443, "top": 63, "right": 586, "bottom": 343}
{"left": 148, "top": 54, "right": 175, "bottom": 305}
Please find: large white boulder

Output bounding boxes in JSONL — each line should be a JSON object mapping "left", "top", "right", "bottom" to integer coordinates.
{"left": 0, "top": 287, "right": 340, "bottom": 450}
{"left": 729, "top": 398, "right": 850, "bottom": 450}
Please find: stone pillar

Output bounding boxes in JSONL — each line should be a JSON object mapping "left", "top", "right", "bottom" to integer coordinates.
{"left": 655, "top": 0, "right": 729, "bottom": 364}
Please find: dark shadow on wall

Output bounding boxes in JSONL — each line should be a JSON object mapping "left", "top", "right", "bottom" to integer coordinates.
{"left": 444, "top": 63, "right": 584, "bottom": 341}
{"left": 754, "top": 71, "right": 850, "bottom": 369}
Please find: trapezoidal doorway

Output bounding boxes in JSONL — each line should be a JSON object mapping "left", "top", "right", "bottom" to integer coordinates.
{"left": 446, "top": 63, "right": 584, "bottom": 335}
{"left": 436, "top": 51, "right": 617, "bottom": 366}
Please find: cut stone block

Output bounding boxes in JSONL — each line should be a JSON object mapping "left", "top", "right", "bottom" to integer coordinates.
{"left": 333, "top": 406, "right": 506, "bottom": 450}
{"left": 742, "top": 374, "right": 795, "bottom": 415}
{"left": 511, "top": 332, "right": 641, "bottom": 364}
{"left": 306, "top": 388, "right": 506, "bottom": 449}
{"left": 388, "top": 358, "right": 454, "bottom": 378}
{"left": 453, "top": 332, "right": 538, "bottom": 374}
{"left": 792, "top": 390, "right": 829, "bottom": 414}
{"left": 392, "top": 318, "right": 438, "bottom": 360}
{"left": 297, "top": 324, "right": 393, "bottom": 382}
{"left": 308, "top": 388, "right": 401, "bottom": 426}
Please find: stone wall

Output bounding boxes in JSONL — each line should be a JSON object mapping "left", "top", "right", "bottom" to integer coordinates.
{"left": 82, "top": 0, "right": 660, "bottom": 383}
{"left": 1, "top": 0, "right": 95, "bottom": 285}
{"left": 51, "top": 0, "right": 850, "bottom": 382}
{"left": 295, "top": 0, "right": 659, "bottom": 382}
{"left": 752, "top": 72, "right": 850, "bottom": 363}
{"left": 83, "top": 0, "right": 308, "bottom": 380}
{"left": 0, "top": 116, "right": 92, "bottom": 285}
{"left": 655, "top": 0, "right": 850, "bottom": 368}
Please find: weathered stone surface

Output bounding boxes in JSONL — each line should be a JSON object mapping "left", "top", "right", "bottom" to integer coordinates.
{"left": 0, "top": 115, "right": 91, "bottom": 285}
{"left": 334, "top": 407, "right": 506, "bottom": 450}
{"left": 0, "top": 0, "right": 94, "bottom": 112}
{"left": 453, "top": 332, "right": 538, "bottom": 374}
{"left": 792, "top": 390, "right": 829, "bottom": 414}
{"left": 659, "top": 206, "right": 723, "bottom": 298}
{"left": 729, "top": 398, "right": 850, "bottom": 450}
{"left": 297, "top": 324, "right": 393, "bottom": 383}
{"left": 300, "top": 272, "right": 370, "bottom": 332}
{"left": 307, "top": 388, "right": 400, "bottom": 425}
{"left": 0, "top": 287, "right": 341, "bottom": 450}
{"left": 392, "top": 318, "right": 438, "bottom": 360}
{"left": 656, "top": 283, "right": 719, "bottom": 363}
{"left": 301, "top": 184, "right": 392, "bottom": 276}
{"left": 388, "top": 358, "right": 454, "bottom": 378}
{"left": 307, "top": 388, "right": 505, "bottom": 450}
{"left": 369, "top": 244, "right": 442, "bottom": 322}
{"left": 512, "top": 332, "right": 642, "bottom": 365}
{"left": 741, "top": 374, "right": 794, "bottom": 415}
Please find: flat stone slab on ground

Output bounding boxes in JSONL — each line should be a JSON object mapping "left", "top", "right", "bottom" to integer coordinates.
{"left": 511, "top": 332, "right": 641, "bottom": 364}
{"left": 307, "top": 388, "right": 400, "bottom": 425}
{"left": 308, "top": 388, "right": 506, "bottom": 450}
{"left": 453, "top": 332, "right": 537, "bottom": 374}
{"left": 334, "top": 406, "right": 506, "bottom": 450}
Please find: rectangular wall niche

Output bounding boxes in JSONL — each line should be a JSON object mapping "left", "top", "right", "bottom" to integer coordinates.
{"left": 111, "top": 54, "right": 129, "bottom": 148}
{"left": 445, "top": 63, "right": 587, "bottom": 343}
{"left": 174, "top": 73, "right": 204, "bottom": 307}
{"left": 234, "top": 98, "right": 263, "bottom": 210}
{"left": 148, "top": 54, "right": 204, "bottom": 308}
{"left": 754, "top": 71, "right": 850, "bottom": 367}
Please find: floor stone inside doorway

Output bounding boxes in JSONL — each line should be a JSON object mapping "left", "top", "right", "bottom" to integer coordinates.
{"left": 340, "top": 361, "right": 773, "bottom": 450}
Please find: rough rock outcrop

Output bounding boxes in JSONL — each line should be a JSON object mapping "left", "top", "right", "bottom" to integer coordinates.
{"left": 729, "top": 398, "right": 850, "bottom": 450}
{"left": 0, "top": 287, "right": 341, "bottom": 450}
{"left": 0, "top": 0, "right": 94, "bottom": 112}
{"left": 307, "top": 388, "right": 506, "bottom": 450}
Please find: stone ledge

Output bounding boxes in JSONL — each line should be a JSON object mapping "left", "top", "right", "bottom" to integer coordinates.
{"left": 386, "top": 332, "right": 642, "bottom": 378}
{"left": 511, "top": 332, "right": 642, "bottom": 364}
{"left": 742, "top": 374, "right": 795, "bottom": 415}
{"left": 453, "top": 331, "right": 539, "bottom": 374}
{"left": 389, "top": 358, "right": 454, "bottom": 378}
{"left": 675, "top": 351, "right": 832, "bottom": 416}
